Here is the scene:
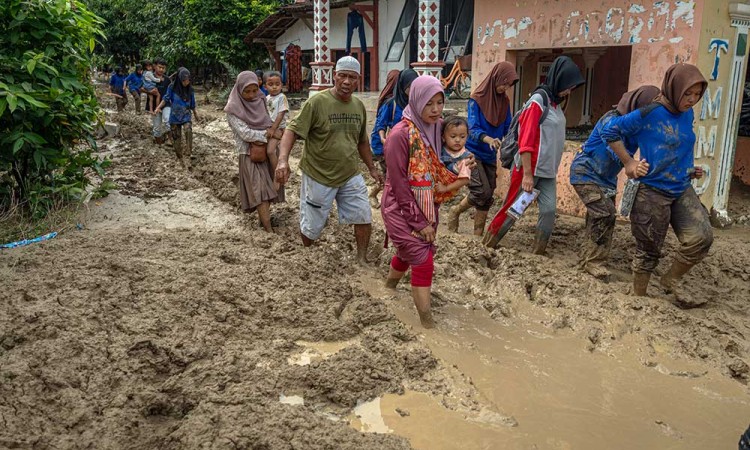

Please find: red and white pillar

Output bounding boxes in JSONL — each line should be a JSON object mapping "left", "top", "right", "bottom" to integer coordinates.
{"left": 411, "top": 0, "right": 443, "bottom": 78}
{"left": 310, "top": 0, "right": 334, "bottom": 95}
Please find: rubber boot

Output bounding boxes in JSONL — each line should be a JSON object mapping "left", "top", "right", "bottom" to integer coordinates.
{"left": 633, "top": 272, "right": 651, "bottom": 297}
{"left": 473, "top": 210, "right": 488, "bottom": 236}
{"left": 483, "top": 217, "right": 516, "bottom": 249}
{"left": 531, "top": 231, "right": 549, "bottom": 256}
{"left": 660, "top": 260, "right": 705, "bottom": 308}
{"left": 659, "top": 260, "right": 692, "bottom": 293}
{"left": 446, "top": 197, "right": 471, "bottom": 233}
{"left": 583, "top": 262, "right": 610, "bottom": 280}
{"left": 580, "top": 240, "right": 611, "bottom": 280}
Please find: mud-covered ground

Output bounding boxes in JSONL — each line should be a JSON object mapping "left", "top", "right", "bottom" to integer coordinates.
{"left": 2, "top": 90, "right": 749, "bottom": 449}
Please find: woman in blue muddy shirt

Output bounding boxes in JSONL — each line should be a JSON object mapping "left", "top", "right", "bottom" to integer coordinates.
{"left": 601, "top": 63, "right": 711, "bottom": 306}
{"left": 446, "top": 62, "right": 518, "bottom": 236}
{"left": 569, "top": 85, "right": 659, "bottom": 279}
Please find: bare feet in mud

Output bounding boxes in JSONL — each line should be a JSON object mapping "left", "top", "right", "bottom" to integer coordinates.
{"left": 385, "top": 278, "right": 400, "bottom": 289}
{"left": 418, "top": 309, "right": 436, "bottom": 329}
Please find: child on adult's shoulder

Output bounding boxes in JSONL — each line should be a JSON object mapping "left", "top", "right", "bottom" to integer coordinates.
{"left": 437, "top": 116, "right": 473, "bottom": 193}
{"left": 264, "top": 71, "right": 288, "bottom": 190}
{"left": 140, "top": 61, "right": 162, "bottom": 114}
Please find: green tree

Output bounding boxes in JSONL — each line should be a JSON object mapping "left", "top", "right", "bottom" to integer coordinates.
{"left": 86, "top": 0, "right": 278, "bottom": 74}
{"left": 183, "top": 0, "right": 277, "bottom": 70}
{"left": 0, "top": 0, "right": 108, "bottom": 216}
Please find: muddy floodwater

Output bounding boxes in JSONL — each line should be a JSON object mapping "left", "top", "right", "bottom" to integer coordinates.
{"left": 364, "top": 274, "right": 750, "bottom": 449}
{"left": 1, "top": 93, "right": 749, "bottom": 449}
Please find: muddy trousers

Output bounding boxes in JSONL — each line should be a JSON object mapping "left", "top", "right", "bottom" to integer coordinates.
{"left": 573, "top": 183, "right": 616, "bottom": 266}
{"left": 486, "top": 166, "right": 556, "bottom": 244}
{"left": 467, "top": 160, "right": 497, "bottom": 211}
{"left": 129, "top": 90, "right": 141, "bottom": 113}
{"left": 171, "top": 123, "right": 193, "bottom": 159}
{"left": 115, "top": 93, "right": 128, "bottom": 112}
{"left": 630, "top": 185, "right": 713, "bottom": 274}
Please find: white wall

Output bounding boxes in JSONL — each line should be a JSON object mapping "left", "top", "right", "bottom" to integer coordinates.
{"left": 275, "top": 5, "right": 375, "bottom": 53}
{"left": 276, "top": 20, "right": 313, "bottom": 52}
{"left": 378, "top": 0, "right": 410, "bottom": 89}
{"left": 274, "top": 0, "right": 410, "bottom": 90}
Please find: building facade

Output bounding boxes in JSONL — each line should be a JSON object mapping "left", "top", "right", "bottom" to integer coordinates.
{"left": 473, "top": 0, "right": 750, "bottom": 224}
{"left": 249, "top": 0, "right": 750, "bottom": 224}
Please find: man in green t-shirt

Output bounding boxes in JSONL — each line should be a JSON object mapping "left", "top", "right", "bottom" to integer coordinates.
{"left": 276, "top": 56, "right": 384, "bottom": 263}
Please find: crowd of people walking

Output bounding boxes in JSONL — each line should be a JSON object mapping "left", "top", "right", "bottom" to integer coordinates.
{"left": 107, "top": 53, "right": 713, "bottom": 327}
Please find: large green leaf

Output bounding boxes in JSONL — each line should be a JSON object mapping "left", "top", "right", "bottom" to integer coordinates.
{"left": 7, "top": 93, "right": 17, "bottom": 112}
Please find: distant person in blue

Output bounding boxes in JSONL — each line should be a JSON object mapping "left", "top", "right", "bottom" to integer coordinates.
{"left": 446, "top": 61, "right": 518, "bottom": 235}
{"left": 155, "top": 67, "right": 198, "bottom": 169}
{"left": 569, "top": 85, "right": 659, "bottom": 279}
{"left": 109, "top": 66, "right": 128, "bottom": 112}
{"left": 601, "top": 63, "right": 711, "bottom": 305}
{"left": 368, "top": 68, "right": 418, "bottom": 207}
{"left": 125, "top": 64, "right": 144, "bottom": 114}
{"left": 255, "top": 69, "right": 268, "bottom": 95}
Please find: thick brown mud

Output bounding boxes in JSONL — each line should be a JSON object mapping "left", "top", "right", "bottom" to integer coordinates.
{"left": 2, "top": 92, "right": 749, "bottom": 449}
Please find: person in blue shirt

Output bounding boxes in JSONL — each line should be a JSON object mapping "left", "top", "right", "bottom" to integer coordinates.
{"left": 255, "top": 69, "right": 269, "bottom": 95}
{"left": 125, "top": 64, "right": 144, "bottom": 114}
{"left": 445, "top": 62, "right": 518, "bottom": 235}
{"left": 368, "top": 69, "right": 418, "bottom": 207}
{"left": 601, "top": 63, "right": 711, "bottom": 305}
{"left": 109, "top": 66, "right": 128, "bottom": 112}
{"left": 569, "top": 85, "right": 659, "bottom": 279}
{"left": 155, "top": 67, "right": 198, "bottom": 169}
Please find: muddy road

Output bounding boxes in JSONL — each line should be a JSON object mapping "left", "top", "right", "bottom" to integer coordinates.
{"left": 1, "top": 94, "right": 749, "bottom": 449}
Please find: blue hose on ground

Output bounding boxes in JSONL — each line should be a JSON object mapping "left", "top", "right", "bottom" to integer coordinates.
{"left": 1, "top": 231, "right": 58, "bottom": 249}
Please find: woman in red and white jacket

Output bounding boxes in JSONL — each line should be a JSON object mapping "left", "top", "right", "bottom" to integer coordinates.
{"left": 484, "top": 56, "right": 585, "bottom": 254}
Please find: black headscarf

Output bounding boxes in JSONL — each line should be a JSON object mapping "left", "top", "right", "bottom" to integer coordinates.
{"left": 171, "top": 67, "right": 194, "bottom": 102}
{"left": 536, "top": 56, "right": 585, "bottom": 104}
{"left": 391, "top": 69, "right": 418, "bottom": 110}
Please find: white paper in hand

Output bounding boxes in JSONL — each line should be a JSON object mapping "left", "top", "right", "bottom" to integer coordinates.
{"left": 507, "top": 189, "right": 540, "bottom": 220}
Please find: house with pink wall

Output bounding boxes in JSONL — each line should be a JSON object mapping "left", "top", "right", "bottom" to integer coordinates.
{"left": 472, "top": 0, "right": 750, "bottom": 225}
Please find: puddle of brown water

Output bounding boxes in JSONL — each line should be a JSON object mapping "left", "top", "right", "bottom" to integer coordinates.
{"left": 287, "top": 339, "right": 356, "bottom": 366}
{"left": 361, "top": 277, "right": 750, "bottom": 450}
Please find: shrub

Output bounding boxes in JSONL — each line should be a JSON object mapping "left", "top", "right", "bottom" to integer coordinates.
{"left": 0, "top": 0, "right": 107, "bottom": 219}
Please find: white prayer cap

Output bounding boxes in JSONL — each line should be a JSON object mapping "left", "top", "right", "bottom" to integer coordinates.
{"left": 335, "top": 56, "right": 360, "bottom": 75}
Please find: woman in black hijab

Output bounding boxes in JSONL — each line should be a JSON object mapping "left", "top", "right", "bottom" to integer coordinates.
{"left": 155, "top": 67, "right": 199, "bottom": 168}
{"left": 485, "top": 56, "right": 584, "bottom": 253}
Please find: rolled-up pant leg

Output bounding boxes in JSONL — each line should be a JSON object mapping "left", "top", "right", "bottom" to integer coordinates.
{"left": 630, "top": 186, "right": 672, "bottom": 274}
{"left": 670, "top": 186, "right": 713, "bottom": 266}
{"left": 574, "top": 183, "right": 616, "bottom": 264}
{"left": 467, "top": 161, "right": 496, "bottom": 211}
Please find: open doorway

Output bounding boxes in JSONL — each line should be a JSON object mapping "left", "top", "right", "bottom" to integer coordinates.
{"left": 507, "top": 46, "right": 632, "bottom": 141}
